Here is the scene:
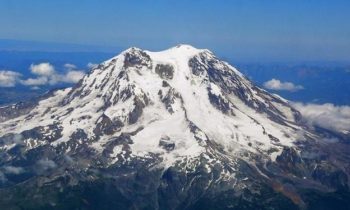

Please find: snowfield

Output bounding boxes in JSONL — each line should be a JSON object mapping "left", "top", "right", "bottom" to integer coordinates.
{"left": 0, "top": 44, "right": 312, "bottom": 166}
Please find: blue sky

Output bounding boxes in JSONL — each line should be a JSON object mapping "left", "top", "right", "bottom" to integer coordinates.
{"left": 1, "top": 0, "right": 350, "bottom": 62}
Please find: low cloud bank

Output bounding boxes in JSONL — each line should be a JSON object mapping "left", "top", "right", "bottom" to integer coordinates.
{"left": 21, "top": 63, "right": 85, "bottom": 87}
{"left": 0, "top": 165, "right": 25, "bottom": 183}
{"left": 0, "top": 70, "right": 22, "bottom": 87}
{"left": 0, "top": 63, "right": 87, "bottom": 88}
{"left": 292, "top": 102, "right": 350, "bottom": 134}
{"left": 3, "top": 166, "right": 25, "bottom": 175}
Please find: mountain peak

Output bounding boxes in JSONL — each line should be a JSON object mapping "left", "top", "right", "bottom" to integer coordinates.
{"left": 1, "top": 45, "right": 304, "bottom": 162}
{"left": 173, "top": 44, "right": 200, "bottom": 50}
{"left": 122, "top": 46, "right": 143, "bottom": 53}
{"left": 1, "top": 45, "right": 348, "bottom": 209}
{"left": 121, "top": 44, "right": 202, "bottom": 54}
{"left": 165, "top": 44, "right": 210, "bottom": 55}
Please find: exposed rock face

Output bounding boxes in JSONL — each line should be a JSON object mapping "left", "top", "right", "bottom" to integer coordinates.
{"left": 207, "top": 86, "right": 232, "bottom": 114}
{"left": 123, "top": 48, "right": 152, "bottom": 69}
{"left": 155, "top": 64, "right": 174, "bottom": 80}
{"left": 0, "top": 45, "right": 349, "bottom": 209}
{"left": 312, "top": 162, "right": 348, "bottom": 190}
{"left": 159, "top": 135, "right": 175, "bottom": 151}
{"left": 94, "top": 114, "right": 123, "bottom": 136}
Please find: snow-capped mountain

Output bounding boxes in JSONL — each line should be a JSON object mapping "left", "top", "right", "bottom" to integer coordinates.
{"left": 0, "top": 45, "right": 349, "bottom": 210}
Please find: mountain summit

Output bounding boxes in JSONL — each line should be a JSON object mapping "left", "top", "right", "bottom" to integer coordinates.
{"left": 0, "top": 45, "right": 349, "bottom": 210}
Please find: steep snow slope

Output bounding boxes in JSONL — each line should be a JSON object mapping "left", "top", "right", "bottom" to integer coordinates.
{"left": 0, "top": 45, "right": 312, "bottom": 165}
{"left": 1, "top": 45, "right": 350, "bottom": 210}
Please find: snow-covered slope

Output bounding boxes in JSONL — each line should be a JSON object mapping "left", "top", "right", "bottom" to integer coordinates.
{"left": 0, "top": 45, "right": 310, "bottom": 163}
{"left": 1, "top": 45, "right": 348, "bottom": 209}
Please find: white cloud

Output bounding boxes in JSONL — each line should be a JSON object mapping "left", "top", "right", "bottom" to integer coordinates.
{"left": 263, "top": 79, "right": 304, "bottom": 92}
{"left": 292, "top": 102, "right": 350, "bottom": 134}
{"left": 37, "top": 159, "right": 56, "bottom": 169}
{"left": 0, "top": 70, "right": 22, "bottom": 87}
{"left": 47, "top": 74, "right": 61, "bottom": 85}
{"left": 47, "top": 70, "right": 85, "bottom": 85}
{"left": 3, "top": 166, "right": 25, "bottom": 175}
{"left": 62, "top": 64, "right": 85, "bottom": 82}
{"left": 62, "top": 70, "right": 85, "bottom": 83}
{"left": 64, "top": 63, "right": 77, "bottom": 70}
{"left": 31, "top": 86, "right": 40, "bottom": 90}
{"left": 21, "top": 62, "right": 85, "bottom": 86}
{"left": 35, "top": 159, "right": 57, "bottom": 174}
{"left": 1, "top": 63, "right": 86, "bottom": 87}
{"left": 30, "top": 63, "right": 55, "bottom": 76}
{"left": 10, "top": 134, "right": 24, "bottom": 145}
{"left": 20, "top": 76, "right": 48, "bottom": 86}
